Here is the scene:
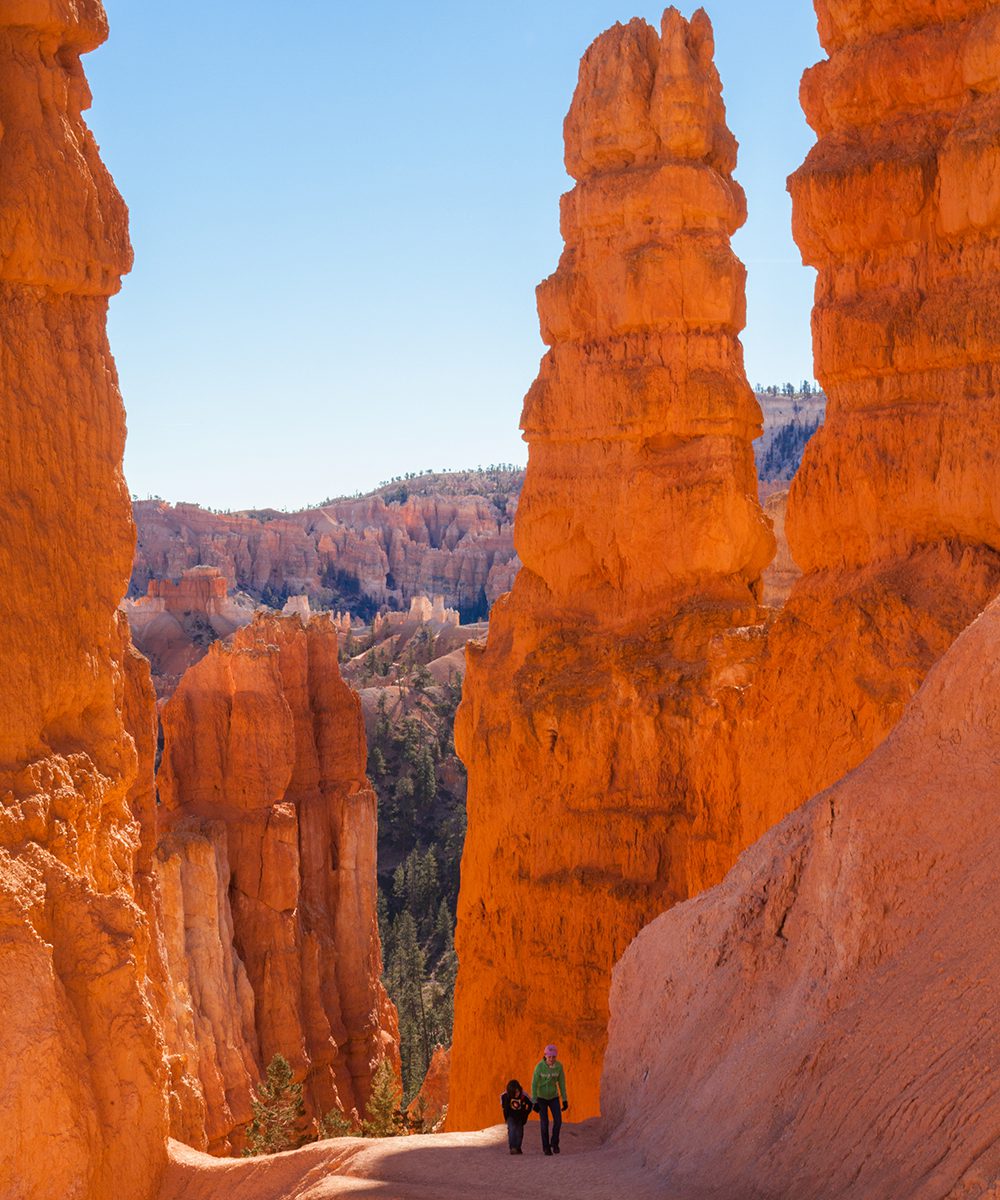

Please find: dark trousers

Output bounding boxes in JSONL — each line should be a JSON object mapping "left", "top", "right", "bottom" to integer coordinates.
{"left": 536, "top": 1095, "right": 562, "bottom": 1150}
{"left": 506, "top": 1116, "right": 525, "bottom": 1149}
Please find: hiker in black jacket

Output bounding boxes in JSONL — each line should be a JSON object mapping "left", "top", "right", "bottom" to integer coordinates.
{"left": 500, "top": 1079, "right": 532, "bottom": 1154}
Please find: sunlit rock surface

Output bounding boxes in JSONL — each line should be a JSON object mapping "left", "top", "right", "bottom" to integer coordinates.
{"left": 132, "top": 491, "right": 517, "bottom": 618}
{"left": 450, "top": 7, "right": 772, "bottom": 1128}
{"left": 0, "top": 3, "right": 168, "bottom": 1196}
{"left": 157, "top": 614, "right": 399, "bottom": 1152}
{"left": 737, "top": 0, "right": 1000, "bottom": 841}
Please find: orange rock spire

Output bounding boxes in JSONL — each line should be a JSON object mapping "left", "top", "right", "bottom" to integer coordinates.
{"left": 0, "top": 3, "right": 168, "bottom": 1196}
{"left": 450, "top": 7, "right": 772, "bottom": 1129}
{"left": 156, "top": 614, "right": 399, "bottom": 1152}
{"left": 735, "top": 0, "right": 1000, "bottom": 839}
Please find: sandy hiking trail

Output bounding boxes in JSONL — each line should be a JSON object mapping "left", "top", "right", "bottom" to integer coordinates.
{"left": 160, "top": 1120, "right": 674, "bottom": 1199}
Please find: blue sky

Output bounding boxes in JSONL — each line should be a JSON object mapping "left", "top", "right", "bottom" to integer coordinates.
{"left": 88, "top": 2, "right": 823, "bottom": 511}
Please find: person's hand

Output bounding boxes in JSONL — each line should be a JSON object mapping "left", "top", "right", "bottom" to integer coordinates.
{"left": 561, "top": 1101, "right": 569, "bottom": 1112}
{"left": 532, "top": 1102, "right": 540, "bottom": 1113}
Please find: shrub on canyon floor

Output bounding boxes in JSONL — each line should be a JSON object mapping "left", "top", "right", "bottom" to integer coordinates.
{"left": 362, "top": 1059, "right": 404, "bottom": 1137}
{"left": 242, "top": 1054, "right": 308, "bottom": 1156}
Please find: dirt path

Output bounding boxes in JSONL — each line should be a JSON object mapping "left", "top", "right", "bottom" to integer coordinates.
{"left": 160, "top": 1120, "right": 675, "bottom": 1199}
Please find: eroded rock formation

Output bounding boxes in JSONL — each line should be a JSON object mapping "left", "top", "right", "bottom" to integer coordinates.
{"left": 131, "top": 490, "right": 518, "bottom": 619}
{"left": 604, "top": 595, "right": 1000, "bottom": 1200}
{"left": 452, "top": 0, "right": 1000, "bottom": 1132}
{"left": 156, "top": 614, "right": 398, "bottom": 1153}
{"left": 123, "top": 565, "right": 256, "bottom": 698}
{"left": 736, "top": 0, "right": 1000, "bottom": 841}
{"left": 0, "top": 3, "right": 168, "bottom": 1196}
{"left": 450, "top": 8, "right": 773, "bottom": 1128}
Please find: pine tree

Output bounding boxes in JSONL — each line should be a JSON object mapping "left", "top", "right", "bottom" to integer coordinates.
{"left": 414, "top": 745, "right": 437, "bottom": 808}
{"left": 363, "top": 1060, "right": 402, "bottom": 1137}
{"left": 431, "top": 895, "right": 452, "bottom": 957}
{"left": 242, "top": 1054, "right": 307, "bottom": 1156}
{"left": 369, "top": 744, "right": 387, "bottom": 778}
{"left": 388, "top": 911, "right": 430, "bottom": 1099}
{"left": 318, "top": 1105, "right": 358, "bottom": 1139}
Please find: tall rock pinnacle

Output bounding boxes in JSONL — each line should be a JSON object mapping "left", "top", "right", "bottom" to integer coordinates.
{"left": 155, "top": 614, "right": 400, "bottom": 1153}
{"left": 449, "top": 8, "right": 772, "bottom": 1129}
{"left": 0, "top": 3, "right": 168, "bottom": 1196}
{"left": 734, "top": 0, "right": 1000, "bottom": 839}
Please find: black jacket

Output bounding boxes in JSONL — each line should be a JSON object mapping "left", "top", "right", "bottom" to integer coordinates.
{"left": 501, "top": 1091, "right": 532, "bottom": 1125}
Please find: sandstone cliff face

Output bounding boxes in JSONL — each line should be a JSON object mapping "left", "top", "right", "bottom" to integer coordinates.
{"left": 759, "top": 489, "right": 797, "bottom": 605}
{"left": 131, "top": 490, "right": 517, "bottom": 619}
{"left": 604, "top": 596, "right": 1000, "bottom": 1200}
{"left": 156, "top": 614, "right": 398, "bottom": 1153}
{"left": 736, "top": 0, "right": 1000, "bottom": 841}
{"left": 450, "top": 8, "right": 772, "bottom": 1129}
{"left": 0, "top": 4, "right": 168, "bottom": 1196}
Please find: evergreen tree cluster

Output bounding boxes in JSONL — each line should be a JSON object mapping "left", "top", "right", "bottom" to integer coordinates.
{"left": 759, "top": 418, "right": 822, "bottom": 482}
{"left": 357, "top": 641, "right": 467, "bottom": 1105}
{"left": 242, "top": 1054, "right": 420, "bottom": 1156}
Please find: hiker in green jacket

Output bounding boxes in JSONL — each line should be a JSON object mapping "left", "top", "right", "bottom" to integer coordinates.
{"left": 530, "top": 1043, "right": 568, "bottom": 1155}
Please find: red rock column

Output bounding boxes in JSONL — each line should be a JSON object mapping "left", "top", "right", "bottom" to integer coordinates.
{"left": 0, "top": 3, "right": 168, "bottom": 1197}
{"left": 157, "top": 614, "right": 399, "bottom": 1152}
{"left": 450, "top": 8, "right": 772, "bottom": 1130}
{"left": 736, "top": 0, "right": 1000, "bottom": 841}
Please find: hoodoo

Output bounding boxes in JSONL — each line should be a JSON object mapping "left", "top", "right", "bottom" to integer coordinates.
{"left": 0, "top": 2, "right": 168, "bottom": 1197}
{"left": 736, "top": 0, "right": 1000, "bottom": 839}
{"left": 450, "top": 7, "right": 772, "bottom": 1128}
{"left": 156, "top": 614, "right": 398, "bottom": 1153}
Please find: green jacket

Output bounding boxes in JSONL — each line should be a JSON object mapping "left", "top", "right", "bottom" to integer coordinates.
{"left": 531, "top": 1059, "right": 567, "bottom": 1103}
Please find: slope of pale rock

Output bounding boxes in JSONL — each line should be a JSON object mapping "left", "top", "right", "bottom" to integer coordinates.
{"left": 0, "top": 4, "right": 168, "bottom": 1197}
{"left": 450, "top": 7, "right": 773, "bottom": 1129}
{"left": 156, "top": 614, "right": 398, "bottom": 1152}
{"left": 159, "top": 1122, "right": 670, "bottom": 1200}
{"left": 604, "top": 596, "right": 1000, "bottom": 1200}
{"left": 759, "top": 489, "right": 798, "bottom": 605}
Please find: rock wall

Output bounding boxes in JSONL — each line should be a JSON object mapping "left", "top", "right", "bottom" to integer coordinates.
{"left": 604, "top": 595, "right": 1000, "bottom": 1200}
{"left": 131, "top": 492, "right": 517, "bottom": 617}
{"left": 156, "top": 614, "right": 398, "bottom": 1153}
{"left": 736, "top": 0, "right": 1000, "bottom": 842}
{"left": 450, "top": 8, "right": 773, "bottom": 1128}
{"left": 0, "top": 3, "right": 168, "bottom": 1196}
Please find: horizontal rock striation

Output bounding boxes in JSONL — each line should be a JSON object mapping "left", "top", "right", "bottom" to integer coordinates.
{"left": 738, "top": 0, "right": 1000, "bottom": 840}
{"left": 131, "top": 490, "right": 518, "bottom": 620}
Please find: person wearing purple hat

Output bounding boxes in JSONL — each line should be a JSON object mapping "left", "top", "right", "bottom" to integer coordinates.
{"left": 530, "top": 1044, "right": 568, "bottom": 1155}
